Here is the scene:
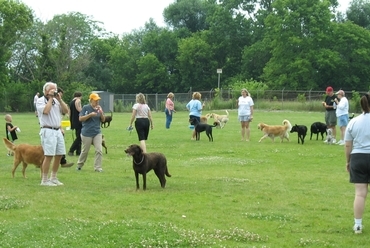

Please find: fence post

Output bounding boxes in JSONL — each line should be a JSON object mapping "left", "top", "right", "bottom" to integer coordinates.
{"left": 282, "top": 88, "right": 285, "bottom": 110}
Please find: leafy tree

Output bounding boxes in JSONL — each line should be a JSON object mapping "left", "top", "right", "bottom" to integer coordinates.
{"left": 346, "top": 0, "right": 370, "bottom": 29}
{"left": 163, "top": 0, "right": 211, "bottom": 32}
{"left": 0, "top": 0, "right": 33, "bottom": 85}
{"left": 177, "top": 34, "right": 217, "bottom": 91}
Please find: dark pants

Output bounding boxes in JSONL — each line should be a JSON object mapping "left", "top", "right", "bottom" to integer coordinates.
{"left": 165, "top": 109, "right": 173, "bottom": 129}
{"left": 69, "top": 128, "right": 82, "bottom": 155}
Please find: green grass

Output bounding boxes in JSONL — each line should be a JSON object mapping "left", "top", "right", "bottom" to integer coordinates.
{"left": 0, "top": 110, "right": 367, "bottom": 247}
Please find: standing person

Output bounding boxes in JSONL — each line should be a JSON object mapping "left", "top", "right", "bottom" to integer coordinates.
{"left": 5, "top": 114, "right": 19, "bottom": 156}
{"left": 128, "top": 93, "right": 153, "bottom": 153}
{"left": 36, "top": 82, "right": 69, "bottom": 186}
{"left": 34, "top": 92, "right": 39, "bottom": 117}
{"left": 165, "top": 92, "right": 176, "bottom": 129}
{"left": 344, "top": 93, "right": 370, "bottom": 234}
{"left": 68, "top": 91, "right": 82, "bottom": 156}
{"left": 334, "top": 90, "right": 349, "bottom": 145}
{"left": 186, "top": 92, "right": 204, "bottom": 140}
{"left": 322, "top": 86, "right": 337, "bottom": 143}
{"left": 76, "top": 93, "right": 105, "bottom": 172}
{"left": 237, "top": 89, "right": 254, "bottom": 141}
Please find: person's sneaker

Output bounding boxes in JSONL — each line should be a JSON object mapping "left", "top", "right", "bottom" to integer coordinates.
{"left": 40, "top": 180, "right": 57, "bottom": 186}
{"left": 332, "top": 139, "right": 337, "bottom": 144}
{"left": 67, "top": 152, "right": 74, "bottom": 156}
{"left": 94, "top": 168, "right": 103, "bottom": 172}
{"left": 336, "top": 140, "right": 343, "bottom": 144}
{"left": 50, "top": 178, "right": 64, "bottom": 186}
{"left": 61, "top": 162, "right": 74, "bottom": 168}
{"left": 354, "top": 225, "right": 362, "bottom": 234}
{"left": 338, "top": 141, "right": 345, "bottom": 145}
{"left": 323, "top": 140, "right": 328, "bottom": 143}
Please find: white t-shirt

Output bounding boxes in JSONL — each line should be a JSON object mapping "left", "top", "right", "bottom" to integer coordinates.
{"left": 345, "top": 113, "right": 370, "bottom": 154}
{"left": 238, "top": 96, "right": 254, "bottom": 116}
{"left": 336, "top": 96, "right": 349, "bottom": 117}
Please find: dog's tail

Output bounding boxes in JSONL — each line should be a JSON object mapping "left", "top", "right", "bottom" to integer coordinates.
{"left": 225, "top": 110, "right": 229, "bottom": 117}
{"left": 3, "top": 137, "right": 16, "bottom": 152}
{"left": 212, "top": 122, "right": 220, "bottom": 127}
{"left": 165, "top": 167, "right": 172, "bottom": 177}
{"left": 282, "top": 119, "right": 292, "bottom": 131}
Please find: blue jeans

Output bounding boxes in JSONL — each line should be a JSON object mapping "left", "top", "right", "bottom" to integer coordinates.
{"left": 165, "top": 109, "right": 173, "bottom": 129}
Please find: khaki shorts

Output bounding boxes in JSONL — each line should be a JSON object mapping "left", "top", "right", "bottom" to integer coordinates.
{"left": 325, "top": 111, "right": 337, "bottom": 126}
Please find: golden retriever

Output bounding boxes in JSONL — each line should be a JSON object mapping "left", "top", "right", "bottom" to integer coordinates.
{"left": 3, "top": 138, "right": 44, "bottom": 178}
{"left": 201, "top": 114, "right": 211, "bottom": 124}
{"left": 210, "top": 110, "right": 229, "bottom": 128}
{"left": 257, "top": 119, "right": 292, "bottom": 143}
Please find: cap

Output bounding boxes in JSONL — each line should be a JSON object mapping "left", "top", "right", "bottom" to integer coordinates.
{"left": 326, "top": 86, "right": 333, "bottom": 93}
{"left": 336, "top": 90, "right": 345, "bottom": 96}
{"left": 89, "top": 93, "right": 101, "bottom": 101}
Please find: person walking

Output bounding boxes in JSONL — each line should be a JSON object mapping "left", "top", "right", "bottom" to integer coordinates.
{"left": 128, "top": 93, "right": 153, "bottom": 153}
{"left": 165, "top": 92, "right": 176, "bottom": 129}
{"left": 36, "top": 82, "right": 69, "bottom": 186}
{"left": 34, "top": 92, "right": 39, "bottom": 117}
{"left": 76, "top": 93, "right": 105, "bottom": 172}
{"left": 334, "top": 90, "right": 349, "bottom": 145}
{"left": 322, "top": 86, "right": 337, "bottom": 143}
{"left": 68, "top": 91, "right": 82, "bottom": 156}
{"left": 345, "top": 93, "right": 370, "bottom": 234}
{"left": 237, "top": 89, "right": 254, "bottom": 141}
{"left": 186, "top": 92, "right": 204, "bottom": 140}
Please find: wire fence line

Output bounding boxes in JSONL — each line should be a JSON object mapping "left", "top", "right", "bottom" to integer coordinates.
{"left": 113, "top": 89, "right": 365, "bottom": 111}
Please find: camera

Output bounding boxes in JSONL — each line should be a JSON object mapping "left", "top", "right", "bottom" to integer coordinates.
{"left": 53, "top": 91, "right": 59, "bottom": 97}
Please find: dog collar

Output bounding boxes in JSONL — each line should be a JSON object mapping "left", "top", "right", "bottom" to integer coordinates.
{"left": 133, "top": 155, "right": 144, "bottom": 165}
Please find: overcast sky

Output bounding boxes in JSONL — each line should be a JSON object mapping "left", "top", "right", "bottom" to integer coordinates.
{"left": 21, "top": 0, "right": 350, "bottom": 35}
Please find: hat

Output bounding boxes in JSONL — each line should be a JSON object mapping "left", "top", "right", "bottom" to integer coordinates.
{"left": 89, "top": 93, "right": 101, "bottom": 101}
{"left": 326, "top": 86, "right": 333, "bottom": 93}
{"left": 336, "top": 90, "right": 345, "bottom": 96}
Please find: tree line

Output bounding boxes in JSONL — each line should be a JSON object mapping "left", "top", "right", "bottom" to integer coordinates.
{"left": 1, "top": 0, "right": 370, "bottom": 111}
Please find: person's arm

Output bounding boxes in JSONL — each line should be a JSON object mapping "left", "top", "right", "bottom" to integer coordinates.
{"left": 250, "top": 105, "right": 254, "bottom": 120}
{"left": 75, "top": 98, "right": 82, "bottom": 112}
{"left": 79, "top": 107, "right": 97, "bottom": 122}
{"left": 129, "top": 109, "right": 136, "bottom": 127}
{"left": 148, "top": 109, "right": 154, "bottom": 129}
{"left": 345, "top": 141, "right": 353, "bottom": 172}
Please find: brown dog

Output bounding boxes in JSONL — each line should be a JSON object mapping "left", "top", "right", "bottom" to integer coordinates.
{"left": 210, "top": 110, "right": 229, "bottom": 128}
{"left": 3, "top": 138, "right": 44, "bottom": 178}
{"left": 257, "top": 119, "right": 292, "bottom": 143}
{"left": 124, "top": 144, "right": 171, "bottom": 190}
{"left": 101, "top": 111, "right": 113, "bottom": 128}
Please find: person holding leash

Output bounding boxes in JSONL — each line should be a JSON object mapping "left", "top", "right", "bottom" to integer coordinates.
{"left": 186, "top": 92, "right": 205, "bottom": 140}
{"left": 322, "top": 86, "right": 337, "bottom": 144}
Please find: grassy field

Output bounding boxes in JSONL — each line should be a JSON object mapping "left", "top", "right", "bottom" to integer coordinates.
{"left": 0, "top": 110, "right": 367, "bottom": 247}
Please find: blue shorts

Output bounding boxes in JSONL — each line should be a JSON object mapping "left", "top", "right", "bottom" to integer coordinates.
{"left": 338, "top": 114, "right": 349, "bottom": 127}
{"left": 238, "top": 115, "right": 251, "bottom": 122}
{"left": 39, "top": 128, "right": 66, "bottom": 156}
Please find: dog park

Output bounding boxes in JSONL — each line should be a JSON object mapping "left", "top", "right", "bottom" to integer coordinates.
{"left": 0, "top": 110, "right": 367, "bottom": 247}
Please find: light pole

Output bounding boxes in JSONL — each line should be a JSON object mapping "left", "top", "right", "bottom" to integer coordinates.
{"left": 217, "top": 68, "right": 222, "bottom": 89}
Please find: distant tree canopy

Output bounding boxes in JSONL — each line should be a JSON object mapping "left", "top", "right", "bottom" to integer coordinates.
{"left": 2, "top": 0, "right": 370, "bottom": 109}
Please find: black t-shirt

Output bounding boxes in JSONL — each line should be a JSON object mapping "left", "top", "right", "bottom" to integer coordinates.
{"left": 69, "top": 98, "right": 82, "bottom": 130}
{"left": 324, "top": 94, "right": 337, "bottom": 111}
{"left": 6, "top": 122, "right": 17, "bottom": 141}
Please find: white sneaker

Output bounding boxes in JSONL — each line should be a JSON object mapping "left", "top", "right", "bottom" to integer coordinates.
{"left": 354, "top": 225, "right": 362, "bottom": 234}
{"left": 336, "top": 140, "right": 343, "bottom": 144}
{"left": 323, "top": 140, "right": 328, "bottom": 143}
{"left": 40, "top": 180, "right": 57, "bottom": 186}
{"left": 332, "top": 139, "right": 337, "bottom": 144}
{"left": 50, "top": 178, "right": 64, "bottom": 185}
{"left": 338, "top": 141, "right": 345, "bottom": 145}
{"left": 94, "top": 168, "right": 103, "bottom": 172}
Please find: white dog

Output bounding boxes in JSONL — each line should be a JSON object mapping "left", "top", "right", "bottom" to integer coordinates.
{"left": 325, "top": 128, "right": 334, "bottom": 145}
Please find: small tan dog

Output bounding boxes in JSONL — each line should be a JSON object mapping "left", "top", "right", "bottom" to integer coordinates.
{"left": 3, "top": 138, "right": 44, "bottom": 178}
{"left": 201, "top": 114, "right": 211, "bottom": 124}
{"left": 257, "top": 119, "right": 292, "bottom": 143}
{"left": 210, "top": 110, "right": 229, "bottom": 128}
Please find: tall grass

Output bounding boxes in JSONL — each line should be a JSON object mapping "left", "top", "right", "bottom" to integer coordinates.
{"left": 0, "top": 110, "right": 367, "bottom": 247}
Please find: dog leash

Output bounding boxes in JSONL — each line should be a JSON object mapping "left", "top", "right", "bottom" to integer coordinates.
{"left": 126, "top": 126, "right": 134, "bottom": 135}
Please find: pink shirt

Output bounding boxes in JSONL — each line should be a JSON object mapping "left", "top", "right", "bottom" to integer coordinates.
{"left": 166, "top": 98, "right": 174, "bottom": 111}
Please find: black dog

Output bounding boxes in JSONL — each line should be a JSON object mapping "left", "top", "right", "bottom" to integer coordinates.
{"left": 290, "top": 124, "right": 308, "bottom": 145}
{"left": 101, "top": 111, "right": 113, "bottom": 128}
{"left": 189, "top": 118, "right": 218, "bottom": 141}
{"left": 349, "top": 113, "right": 355, "bottom": 120}
{"left": 310, "top": 122, "right": 327, "bottom": 140}
{"left": 124, "top": 144, "right": 171, "bottom": 190}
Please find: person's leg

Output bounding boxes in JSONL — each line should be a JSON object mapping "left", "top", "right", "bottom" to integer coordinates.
{"left": 354, "top": 183, "right": 368, "bottom": 232}
{"left": 77, "top": 135, "right": 92, "bottom": 169}
{"left": 51, "top": 155, "right": 62, "bottom": 182}
{"left": 41, "top": 156, "right": 53, "bottom": 184}
{"left": 92, "top": 134, "right": 103, "bottom": 170}
{"left": 165, "top": 109, "right": 170, "bottom": 129}
{"left": 245, "top": 121, "right": 251, "bottom": 141}
{"left": 140, "top": 140, "right": 147, "bottom": 153}
{"left": 241, "top": 121, "right": 245, "bottom": 140}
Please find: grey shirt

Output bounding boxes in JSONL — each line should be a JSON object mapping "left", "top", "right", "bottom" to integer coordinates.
{"left": 80, "top": 104, "right": 102, "bottom": 137}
